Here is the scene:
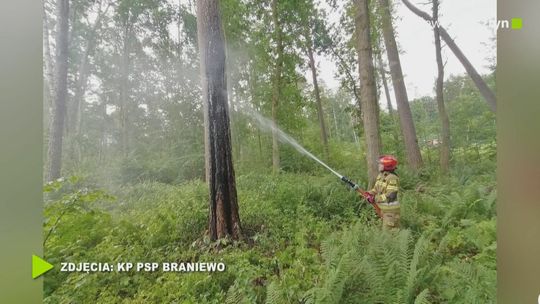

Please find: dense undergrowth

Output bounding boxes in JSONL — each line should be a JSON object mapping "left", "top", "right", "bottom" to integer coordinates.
{"left": 44, "top": 157, "right": 495, "bottom": 304}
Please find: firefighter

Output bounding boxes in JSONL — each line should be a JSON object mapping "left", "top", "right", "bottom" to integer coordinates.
{"left": 363, "top": 155, "right": 400, "bottom": 229}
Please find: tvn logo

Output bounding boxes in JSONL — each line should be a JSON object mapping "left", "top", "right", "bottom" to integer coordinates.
{"left": 490, "top": 18, "right": 523, "bottom": 30}
{"left": 427, "top": 18, "right": 522, "bottom": 30}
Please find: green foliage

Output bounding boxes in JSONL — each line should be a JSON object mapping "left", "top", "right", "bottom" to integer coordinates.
{"left": 303, "top": 173, "right": 495, "bottom": 304}
{"left": 45, "top": 163, "right": 495, "bottom": 303}
{"left": 409, "top": 74, "right": 496, "bottom": 169}
{"left": 45, "top": 0, "right": 496, "bottom": 302}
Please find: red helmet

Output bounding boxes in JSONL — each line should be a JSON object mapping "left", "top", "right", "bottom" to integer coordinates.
{"left": 379, "top": 155, "right": 398, "bottom": 171}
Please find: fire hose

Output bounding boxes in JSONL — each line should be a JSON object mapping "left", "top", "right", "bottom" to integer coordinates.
{"left": 340, "top": 176, "right": 382, "bottom": 218}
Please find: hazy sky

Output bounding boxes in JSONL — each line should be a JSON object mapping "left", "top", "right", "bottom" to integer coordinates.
{"left": 316, "top": 0, "right": 496, "bottom": 107}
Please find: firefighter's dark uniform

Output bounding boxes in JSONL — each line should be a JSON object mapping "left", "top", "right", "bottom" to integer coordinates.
{"left": 368, "top": 171, "right": 400, "bottom": 229}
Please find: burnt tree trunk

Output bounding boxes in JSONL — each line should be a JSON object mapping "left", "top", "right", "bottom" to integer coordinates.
{"left": 401, "top": 0, "right": 496, "bottom": 112}
{"left": 197, "top": 0, "right": 242, "bottom": 241}
{"left": 433, "top": 0, "right": 451, "bottom": 172}
{"left": 378, "top": 0, "right": 423, "bottom": 170}
{"left": 47, "top": 0, "right": 69, "bottom": 181}
{"left": 355, "top": 0, "right": 382, "bottom": 187}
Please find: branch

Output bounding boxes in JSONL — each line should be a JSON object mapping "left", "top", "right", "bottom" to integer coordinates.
{"left": 401, "top": 0, "right": 496, "bottom": 112}
{"left": 325, "top": 28, "right": 361, "bottom": 106}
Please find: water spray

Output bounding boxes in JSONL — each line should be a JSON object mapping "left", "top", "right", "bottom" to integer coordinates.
{"left": 240, "top": 106, "right": 382, "bottom": 217}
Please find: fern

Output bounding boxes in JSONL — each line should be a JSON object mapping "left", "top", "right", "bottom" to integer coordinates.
{"left": 414, "top": 289, "right": 431, "bottom": 304}
{"left": 405, "top": 235, "right": 428, "bottom": 302}
{"left": 225, "top": 284, "right": 245, "bottom": 304}
{"left": 265, "top": 281, "right": 282, "bottom": 304}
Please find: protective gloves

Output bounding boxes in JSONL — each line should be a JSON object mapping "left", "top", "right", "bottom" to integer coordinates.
{"left": 363, "top": 192, "right": 375, "bottom": 204}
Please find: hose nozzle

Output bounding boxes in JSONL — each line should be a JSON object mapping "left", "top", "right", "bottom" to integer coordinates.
{"left": 341, "top": 176, "right": 359, "bottom": 190}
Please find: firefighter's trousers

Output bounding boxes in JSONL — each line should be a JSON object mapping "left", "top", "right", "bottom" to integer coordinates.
{"left": 378, "top": 202, "right": 400, "bottom": 229}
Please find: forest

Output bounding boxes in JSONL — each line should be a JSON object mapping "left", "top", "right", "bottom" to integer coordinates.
{"left": 43, "top": 0, "right": 496, "bottom": 303}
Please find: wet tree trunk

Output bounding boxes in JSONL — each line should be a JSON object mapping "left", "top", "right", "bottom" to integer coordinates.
{"left": 271, "top": 0, "right": 284, "bottom": 174}
{"left": 355, "top": 0, "right": 382, "bottom": 187}
{"left": 401, "top": 0, "right": 496, "bottom": 112}
{"left": 378, "top": 0, "right": 423, "bottom": 170}
{"left": 306, "top": 34, "right": 329, "bottom": 158}
{"left": 47, "top": 0, "right": 69, "bottom": 181}
{"left": 197, "top": 0, "right": 242, "bottom": 241}
{"left": 433, "top": 0, "right": 451, "bottom": 173}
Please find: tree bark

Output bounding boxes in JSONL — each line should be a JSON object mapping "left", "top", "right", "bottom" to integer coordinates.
{"left": 401, "top": 0, "right": 496, "bottom": 112}
{"left": 306, "top": 34, "right": 329, "bottom": 158}
{"left": 47, "top": 0, "right": 69, "bottom": 181}
{"left": 355, "top": 0, "right": 382, "bottom": 187}
{"left": 378, "top": 0, "right": 423, "bottom": 170}
{"left": 271, "top": 0, "right": 284, "bottom": 174}
{"left": 197, "top": 0, "right": 242, "bottom": 241}
{"left": 433, "top": 0, "right": 451, "bottom": 173}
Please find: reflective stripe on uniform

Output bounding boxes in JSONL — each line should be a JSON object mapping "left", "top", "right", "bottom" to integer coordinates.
{"left": 378, "top": 202, "right": 400, "bottom": 211}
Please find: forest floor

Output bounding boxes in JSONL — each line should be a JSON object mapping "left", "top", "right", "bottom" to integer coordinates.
{"left": 43, "top": 157, "right": 496, "bottom": 303}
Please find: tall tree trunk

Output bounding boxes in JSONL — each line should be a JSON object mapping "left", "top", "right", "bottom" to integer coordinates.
{"left": 376, "top": 50, "right": 401, "bottom": 153}
{"left": 69, "top": 1, "right": 110, "bottom": 137}
{"left": 432, "top": 0, "right": 451, "bottom": 172}
{"left": 350, "top": 114, "right": 359, "bottom": 144}
{"left": 355, "top": 0, "right": 382, "bottom": 187}
{"left": 197, "top": 0, "right": 242, "bottom": 241}
{"left": 271, "top": 0, "right": 283, "bottom": 174}
{"left": 98, "top": 98, "right": 108, "bottom": 165}
{"left": 331, "top": 103, "right": 339, "bottom": 140}
{"left": 376, "top": 52, "right": 393, "bottom": 115}
{"left": 378, "top": 0, "right": 423, "bottom": 170}
{"left": 401, "top": 0, "right": 496, "bottom": 112}
{"left": 47, "top": 0, "right": 69, "bottom": 181}
{"left": 69, "top": 33, "right": 93, "bottom": 165}
{"left": 43, "top": 2, "right": 55, "bottom": 119}
{"left": 119, "top": 24, "right": 131, "bottom": 157}
{"left": 306, "top": 35, "right": 329, "bottom": 158}
{"left": 248, "top": 71, "right": 263, "bottom": 158}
